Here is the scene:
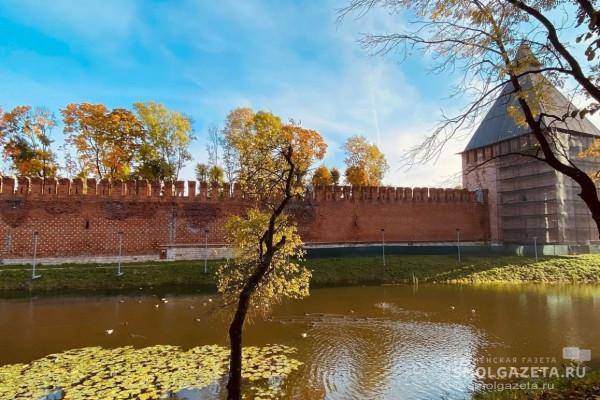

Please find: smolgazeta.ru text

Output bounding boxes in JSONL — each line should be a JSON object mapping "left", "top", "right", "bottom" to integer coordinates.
{"left": 475, "top": 365, "right": 587, "bottom": 380}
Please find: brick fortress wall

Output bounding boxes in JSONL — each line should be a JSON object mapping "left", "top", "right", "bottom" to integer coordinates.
{"left": 0, "top": 177, "right": 490, "bottom": 260}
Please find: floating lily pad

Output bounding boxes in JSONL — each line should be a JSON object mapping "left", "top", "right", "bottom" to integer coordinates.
{"left": 0, "top": 344, "right": 302, "bottom": 399}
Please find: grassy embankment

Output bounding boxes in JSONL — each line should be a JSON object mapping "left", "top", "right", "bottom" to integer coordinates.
{"left": 1, "top": 254, "right": 599, "bottom": 296}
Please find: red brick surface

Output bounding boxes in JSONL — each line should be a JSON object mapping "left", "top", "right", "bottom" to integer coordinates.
{"left": 0, "top": 177, "right": 490, "bottom": 259}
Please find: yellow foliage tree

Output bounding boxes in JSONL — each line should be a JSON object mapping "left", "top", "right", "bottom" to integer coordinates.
{"left": 344, "top": 165, "right": 370, "bottom": 186}
{"left": 133, "top": 102, "right": 193, "bottom": 181}
{"left": 62, "top": 103, "right": 145, "bottom": 180}
{"left": 311, "top": 165, "right": 333, "bottom": 186}
{"left": 221, "top": 108, "right": 255, "bottom": 183}
{"left": 208, "top": 165, "right": 225, "bottom": 185}
{"left": 0, "top": 106, "right": 58, "bottom": 178}
{"left": 217, "top": 108, "right": 326, "bottom": 400}
{"left": 579, "top": 139, "right": 600, "bottom": 182}
{"left": 195, "top": 163, "right": 209, "bottom": 183}
{"left": 343, "top": 135, "right": 388, "bottom": 186}
{"left": 330, "top": 167, "right": 341, "bottom": 185}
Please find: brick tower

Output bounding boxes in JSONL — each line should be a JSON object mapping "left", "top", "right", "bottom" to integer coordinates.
{"left": 462, "top": 46, "right": 600, "bottom": 244}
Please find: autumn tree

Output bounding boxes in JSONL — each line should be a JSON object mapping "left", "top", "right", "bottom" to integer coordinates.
{"left": 503, "top": 0, "right": 600, "bottom": 116}
{"left": 342, "top": 135, "right": 388, "bottom": 186}
{"left": 222, "top": 141, "right": 237, "bottom": 184}
{"left": 330, "top": 167, "right": 341, "bottom": 185}
{"left": 340, "top": 0, "right": 600, "bottom": 237}
{"left": 221, "top": 108, "right": 255, "bottom": 184}
{"left": 62, "top": 147, "right": 88, "bottom": 179}
{"left": 579, "top": 140, "right": 600, "bottom": 182}
{"left": 311, "top": 165, "right": 333, "bottom": 186}
{"left": 194, "top": 163, "right": 209, "bottom": 183}
{"left": 206, "top": 124, "right": 222, "bottom": 168}
{"left": 133, "top": 102, "right": 193, "bottom": 181}
{"left": 503, "top": 0, "right": 600, "bottom": 190}
{"left": 344, "top": 165, "right": 370, "bottom": 186}
{"left": 208, "top": 165, "right": 224, "bottom": 185}
{"left": 62, "top": 103, "right": 145, "bottom": 180}
{"left": 0, "top": 106, "right": 58, "bottom": 178}
{"left": 217, "top": 108, "right": 326, "bottom": 400}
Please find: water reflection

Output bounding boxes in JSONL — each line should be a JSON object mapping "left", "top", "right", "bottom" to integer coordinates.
{"left": 300, "top": 318, "right": 480, "bottom": 399}
{"left": 1, "top": 283, "right": 599, "bottom": 399}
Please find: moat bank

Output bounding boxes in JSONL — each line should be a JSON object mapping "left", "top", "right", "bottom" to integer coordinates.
{"left": 1, "top": 254, "right": 599, "bottom": 297}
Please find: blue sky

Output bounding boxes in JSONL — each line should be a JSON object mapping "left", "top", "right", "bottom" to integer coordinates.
{"left": 0, "top": 0, "right": 468, "bottom": 186}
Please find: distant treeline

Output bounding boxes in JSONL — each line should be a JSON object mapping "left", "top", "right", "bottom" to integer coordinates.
{"left": 0, "top": 104, "right": 388, "bottom": 187}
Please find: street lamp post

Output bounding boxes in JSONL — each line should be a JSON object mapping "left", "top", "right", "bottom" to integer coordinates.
{"left": 204, "top": 229, "right": 209, "bottom": 273}
{"left": 456, "top": 228, "right": 461, "bottom": 263}
{"left": 116, "top": 231, "right": 124, "bottom": 276}
{"left": 6, "top": 230, "right": 12, "bottom": 256}
{"left": 31, "top": 231, "right": 41, "bottom": 280}
{"left": 381, "top": 228, "right": 386, "bottom": 266}
{"left": 533, "top": 236, "right": 538, "bottom": 262}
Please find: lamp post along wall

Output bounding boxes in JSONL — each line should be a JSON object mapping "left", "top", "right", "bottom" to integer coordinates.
{"left": 117, "top": 232, "right": 124, "bottom": 277}
{"left": 6, "top": 230, "right": 12, "bottom": 257}
{"left": 381, "top": 228, "right": 386, "bottom": 266}
{"left": 204, "top": 229, "right": 209, "bottom": 273}
{"left": 31, "top": 232, "right": 41, "bottom": 280}
{"left": 457, "top": 229, "right": 461, "bottom": 263}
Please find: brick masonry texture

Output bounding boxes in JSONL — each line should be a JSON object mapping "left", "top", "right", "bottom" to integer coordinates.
{"left": 0, "top": 177, "right": 490, "bottom": 259}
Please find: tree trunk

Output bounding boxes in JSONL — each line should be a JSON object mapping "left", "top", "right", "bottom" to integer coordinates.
{"left": 226, "top": 289, "right": 252, "bottom": 400}
{"left": 225, "top": 145, "right": 295, "bottom": 399}
{"left": 577, "top": 174, "right": 600, "bottom": 240}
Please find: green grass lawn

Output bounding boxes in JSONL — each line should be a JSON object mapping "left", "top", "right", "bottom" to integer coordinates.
{"left": 0, "top": 259, "right": 220, "bottom": 296}
{"left": 308, "top": 254, "right": 600, "bottom": 286}
{"left": 1, "top": 254, "right": 599, "bottom": 297}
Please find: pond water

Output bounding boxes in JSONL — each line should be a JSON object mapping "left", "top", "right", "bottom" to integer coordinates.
{"left": 1, "top": 284, "right": 599, "bottom": 399}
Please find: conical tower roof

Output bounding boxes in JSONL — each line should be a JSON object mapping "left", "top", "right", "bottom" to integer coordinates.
{"left": 464, "top": 45, "right": 600, "bottom": 152}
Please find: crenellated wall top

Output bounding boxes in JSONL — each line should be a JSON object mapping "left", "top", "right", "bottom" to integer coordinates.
{"left": 0, "top": 177, "right": 487, "bottom": 204}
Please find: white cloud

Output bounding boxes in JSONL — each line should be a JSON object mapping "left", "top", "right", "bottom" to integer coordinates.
{"left": 170, "top": 0, "right": 471, "bottom": 187}
{"left": 1, "top": 0, "right": 472, "bottom": 187}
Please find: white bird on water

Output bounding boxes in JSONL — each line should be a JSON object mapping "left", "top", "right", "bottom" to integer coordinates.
{"left": 471, "top": 309, "right": 476, "bottom": 313}
{"left": 105, "top": 329, "right": 114, "bottom": 335}
{"left": 301, "top": 333, "right": 308, "bottom": 338}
